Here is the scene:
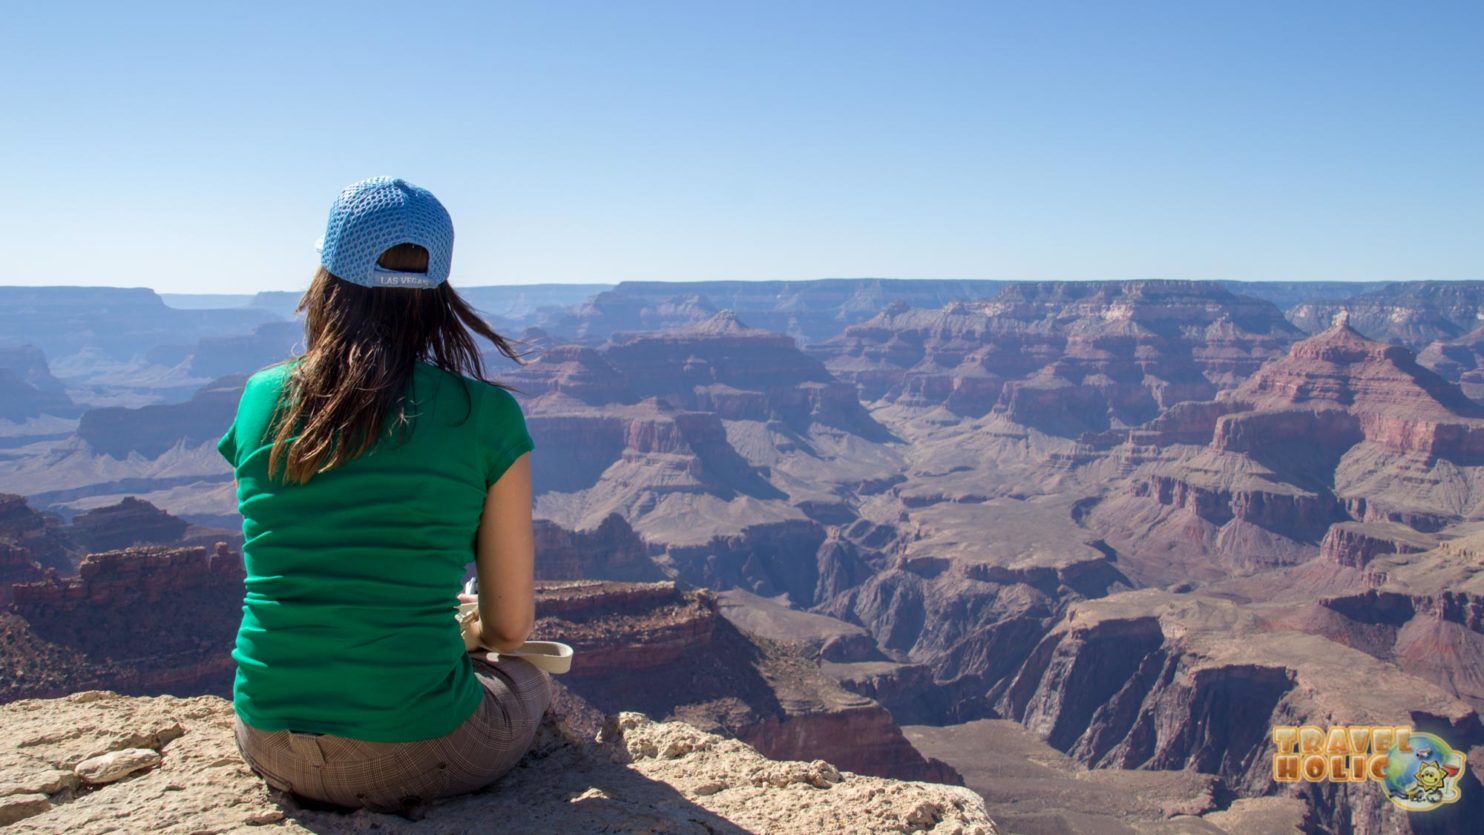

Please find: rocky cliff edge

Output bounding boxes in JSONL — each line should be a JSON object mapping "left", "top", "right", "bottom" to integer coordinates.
{"left": 0, "top": 690, "right": 997, "bottom": 834}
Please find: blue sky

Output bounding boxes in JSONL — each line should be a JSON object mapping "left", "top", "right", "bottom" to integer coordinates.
{"left": 2, "top": 1, "right": 1480, "bottom": 294}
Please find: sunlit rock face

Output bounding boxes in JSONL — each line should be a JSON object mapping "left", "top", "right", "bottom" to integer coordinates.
{"left": 0, "top": 691, "right": 998, "bottom": 833}
{"left": 1287, "top": 281, "right": 1484, "bottom": 348}
{"left": 3, "top": 543, "right": 245, "bottom": 702}
{"left": 808, "top": 280, "right": 1298, "bottom": 432}
{"left": 532, "top": 579, "right": 960, "bottom": 783}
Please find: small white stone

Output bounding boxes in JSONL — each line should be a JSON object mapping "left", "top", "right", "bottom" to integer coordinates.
{"left": 74, "top": 748, "right": 161, "bottom": 785}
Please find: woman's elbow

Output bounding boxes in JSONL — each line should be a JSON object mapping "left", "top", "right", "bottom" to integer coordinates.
{"left": 481, "top": 615, "right": 534, "bottom": 653}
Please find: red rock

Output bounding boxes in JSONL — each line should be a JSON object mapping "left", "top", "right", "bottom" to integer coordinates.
{"left": 0, "top": 543, "right": 42, "bottom": 605}
{"left": 1318, "top": 522, "right": 1434, "bottom": 570}
{"left": 65, "top": 498, "right": 189, "bottom": 555}
{"left": 1287, "top": 281, "right": 1484, "bottom": 348}
{"left": 810, "top": 281, "right": 1297, "bottom": 431}
{"left": 1224, "top": 316, "right": 1484, "bottom": 460}
{"left": 0, "top": 494, "right": 71, "bottom": 573}
{"left": 3, "top": 543, "right": 244, "bottom": 702}
{"left": 529, "top": 513, "right": 661, "bottom": 582}
{"left": 532, "top": 579, "right": 956, "bottom": 783}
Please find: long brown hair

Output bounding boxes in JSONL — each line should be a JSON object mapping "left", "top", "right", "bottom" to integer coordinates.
{"left": 267, "top": 243, "right": 526, "bottom": 484}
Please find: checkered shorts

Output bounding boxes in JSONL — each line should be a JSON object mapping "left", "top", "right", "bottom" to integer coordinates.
{"left": 233, "top": 653, "right": 552, "bottom": 814}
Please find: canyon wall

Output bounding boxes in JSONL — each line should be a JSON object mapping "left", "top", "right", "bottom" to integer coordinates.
{"left": 533, "top": 579, "right": 959, "bottom": 783}
{"left": 3, "top": 543, "right": 244, "bottom": 702}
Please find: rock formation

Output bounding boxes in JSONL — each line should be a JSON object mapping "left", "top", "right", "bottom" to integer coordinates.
{"left": 990, "top": 591, "right": 1484, "bottom": 834}
{"left": 63, "top": 497, "right": 190, "bottom": 555}
{"left": 509, "top": 312, "right": 904, "bottom": 544}
{"left": 0, "top": 543, "right": 42, "bottom": 605}
{"left": 1419, "top": 322, "right": 1484, "bottom": 404}
{"left": 176, "top": 320, "right": 302, "bottom": 380}
{"left": 531, "top": 580, "right": 959, "bottom": 784}
{"left": 3, "top": 543, "right": 244, "bottom": 702}
{"left": 543, "top": 278, "right": 1006, "bottom": 345}
{"left": 0, "top": 345, "right": 78, "bottom": 422}
{"left": 512, "top": 310, "right": 893, "bottom": 444}
{"left": 1287, "top": 281, "right": 1484, "bottom": 348}
{"left": 0, "top": 286, "right": 278, "bottom": 370}
{"left": 0, "top": 494, "right": 71, "bottom": 573}
{"left": 529, "top": 512, "right": 662, "bottom": 581}
{"left": 0, "top": 690, "right": 998, "bottom": 833}
{"left": 1089, "top": 318, "right": 1484, "bottom": 581}
{"left": 663, "top": 518, "right": 834, "bottom": 607}
{"left": 0, "top": 495, "right": 229, "bottom": 578}
{"left": 808, "top": 280, "right": 1299, "bottom": 431}
{"left": 1221, "top": 313, "right": 1484, "bottom": 460}
{"left": 76, "top": 374, "right": 246, "bottom": 459}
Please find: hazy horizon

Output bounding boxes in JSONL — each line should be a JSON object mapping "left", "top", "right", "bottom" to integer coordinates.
{"left": 4, "top": 275, "right": 1467, "bottom": 302}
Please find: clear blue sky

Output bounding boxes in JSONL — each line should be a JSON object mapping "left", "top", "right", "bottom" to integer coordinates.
{"left": 2, "top": 1, "right": 1480, "bottom": 294}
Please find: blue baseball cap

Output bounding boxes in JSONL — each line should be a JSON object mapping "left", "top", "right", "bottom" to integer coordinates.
{"left": 314, "top": 176, "right": 454, "bottom": 289}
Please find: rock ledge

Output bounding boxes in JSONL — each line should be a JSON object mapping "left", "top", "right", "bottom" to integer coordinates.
{"left": 0, "top": 690, "right": 997, "bottom": 834}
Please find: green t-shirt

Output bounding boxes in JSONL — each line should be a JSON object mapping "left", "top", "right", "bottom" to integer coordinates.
{"left": 217, "top": 360, "right": 535, "bottom": 742}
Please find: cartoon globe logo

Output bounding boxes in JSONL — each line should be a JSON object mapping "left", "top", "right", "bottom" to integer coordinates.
{"left": 1383, "top": 732, "right": 1466, "bottom": 811}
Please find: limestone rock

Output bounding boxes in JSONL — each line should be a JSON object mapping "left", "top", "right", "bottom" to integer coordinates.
{"left": 0, "top": 690, "right": 998, "bottom": 834}
{"left": 74, "top": 747, "right": 161, "bottom": 785}
{"left": 0, "top": 793, "right": 52, "bottom": 826}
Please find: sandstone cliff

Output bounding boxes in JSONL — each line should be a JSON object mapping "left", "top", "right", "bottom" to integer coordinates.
{"left": 515, "top": 310, "right": 892, "bottom": 443}
{"left": 0, "top": 494, "right": 71, "bottom": 573}
{"left": 807, "top": 280, "right": 1298, "bottom": 433}
{"left": 1088, "top": 318, "right": 1484, "bottom": 581}
{"left": 3, "top": 549, "right": 954, "bottom": 789}
{"left": 0, "top": 345, "right": 78, "bottom": 422}
{"left": 992, "top": 591, "right": 1484, "bottom": 835}
{"left": 0, "top": 286, "right": 277, "bottom": 370}
{"left": 531, "top": 580, "right": 960, "bottom": 784}
{"left": 542, "top": 278, "right": 1007, "bottom": 346}
{"left": 64, "top": 497, "right": 190, "bottom": 555}
{"left": 3, "top": 543, "right": 244, "bottom": 702}
{"left": 1223, "top": 314, "right": 1484, "bottom": 460}
{"left": 77, "top": 374, "right": 247, "bottom": 459}
{"left": 0, "top": 543, "right": 42, "bottom": 605}
{"left": 1420, "top": 322, "right": 1484, "bottom": 404}
{"left": 0, "top": 690, "right": 997, "bottom": 833}
{"left": 1287, "top": 281, "right": 1484, "bottom": 348}
{"left": 0, "top": 495, "right": 231, "bottom": 579}
{"left": 529, "top": 512, "right": 662, "bottom": 582}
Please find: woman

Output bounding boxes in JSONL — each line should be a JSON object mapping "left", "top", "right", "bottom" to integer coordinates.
{"left": 219, "top": 176, "right": 551, "bottom": 814}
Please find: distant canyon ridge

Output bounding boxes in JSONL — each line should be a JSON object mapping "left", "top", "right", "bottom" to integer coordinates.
{"left": 4, "top": 277, "right": 1484, "bottom": 834}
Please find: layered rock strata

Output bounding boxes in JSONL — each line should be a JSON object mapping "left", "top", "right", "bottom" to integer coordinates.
{"left": 533, "top": 580, "right": 959, "bottom": 783}
{"left": 3, "top": 543, "right": 244, "bottom": 702}
{"left": 808, "top": 281, "right": 1298, "bottom": 433}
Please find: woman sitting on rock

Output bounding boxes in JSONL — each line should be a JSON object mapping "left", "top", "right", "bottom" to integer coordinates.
{"left": 219, "top": 176, "right": 550, "bottom": 815}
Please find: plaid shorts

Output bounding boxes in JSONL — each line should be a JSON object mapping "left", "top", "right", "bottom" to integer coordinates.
{"left": 233, "top": 653, "right": 552, "bottom": 814}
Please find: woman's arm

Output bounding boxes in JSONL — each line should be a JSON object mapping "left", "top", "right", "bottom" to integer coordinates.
{"left": 472, "top": 452, "right": 535, "bottom": 653}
